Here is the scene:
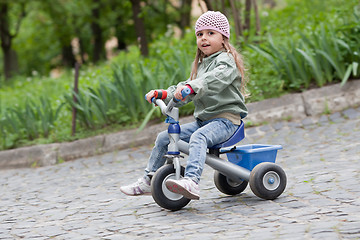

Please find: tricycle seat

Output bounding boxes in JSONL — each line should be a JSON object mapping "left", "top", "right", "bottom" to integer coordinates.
{"left": 210, "top": 121, "right": 245, "bottom": 150}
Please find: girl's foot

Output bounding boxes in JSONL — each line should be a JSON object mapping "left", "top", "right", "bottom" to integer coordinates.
{"left": 120, "top": 177, "right": 151, "bottom": 196}
{"left": 165, "top": 178, "right": 200, "bottom": 200}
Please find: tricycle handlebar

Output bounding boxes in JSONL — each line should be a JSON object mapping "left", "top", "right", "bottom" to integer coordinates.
{"left": 145, "top": 86, "right": 192, "bottom": 121}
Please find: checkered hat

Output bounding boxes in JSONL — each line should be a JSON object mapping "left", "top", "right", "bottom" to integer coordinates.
{"left": 195, "top": 11, "right": 230, "bottom": 39}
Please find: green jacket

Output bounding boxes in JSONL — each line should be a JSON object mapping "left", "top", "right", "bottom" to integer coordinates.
{"left": 165, "top": 51, "right": 247, "bottom": 125}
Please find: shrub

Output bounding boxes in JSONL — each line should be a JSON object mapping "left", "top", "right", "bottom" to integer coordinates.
{"left": 248, "top": 21, "right": 359, "bottom": 91}
{"left": 0, "top": 97, "right": 63, "bottom": 149}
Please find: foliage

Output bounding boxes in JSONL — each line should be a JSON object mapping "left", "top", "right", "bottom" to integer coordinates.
{"left": 248, "top": 5, "right": 360, "bottom": 91}
{"left": 336, "top": 4, "right": 360, "bottom": 85}
{"left": 64, "top": 42, "right": 193, "bottom": 131}
{"left": 0, "top": 97, "right": 63, "bottom": 149}
{"left": 1, "top": 0, "right": 360, "bottom": 150}
{"left": 2, "top": 0, "right": 183, "bottom": 78}
{"left": 244, "top": 48, "right": 284, "bottom": 102}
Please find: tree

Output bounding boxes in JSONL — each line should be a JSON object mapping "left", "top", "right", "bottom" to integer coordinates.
{"left": 166, "top": 0, "right": 192, "bottom": 37}
{"left": 180, "top": 0, "right": 192, "bottom": 32}
{"left": 252, "top": 0, "right": 260, "bottom": 36}
{"left": 201, "top": 0, "right": 261, "bottom": 41}
{"left": 244, "top": 0, "right": 251, "bottom": 31}
{"left": 130, "top": 0, "right": 148, "bottom": 56}
{"left": 100, "top": 0, "right": 134, "bottom": 53}
{"left": 91, "top": 0, "right": 105, "bottom": 62}
{"left": 203, "top": 0, "right": 214, "bottom": 10}
{"left": 0, "top": 0, "right": 26, "bottom": 80}
{"left": 244, "top": 0, "right": 260, "bottom": 37}
{"left": 42, "top": 0, "right": 76, "bottom": 67}
{"left": 1, "top": 0, "right": 198, "bottom": 77}
{"left": 229, "top": 0, "right": 243, "bottom": 38}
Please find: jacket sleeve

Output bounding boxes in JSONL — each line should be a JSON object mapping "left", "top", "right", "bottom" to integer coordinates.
{"left": 186, "top": 57, "right": 241, "bottom": 100}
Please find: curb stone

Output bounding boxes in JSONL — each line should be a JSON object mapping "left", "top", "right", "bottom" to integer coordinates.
{"left": 302, "top": 79, "right": 360, "bottom": 116}
{"left": 0, "top": 80, "right": 359, "bottom": 169}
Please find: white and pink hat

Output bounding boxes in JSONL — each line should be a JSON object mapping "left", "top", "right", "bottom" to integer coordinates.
{"left": 195, "top": 11, "right": 230, "bottom": 39}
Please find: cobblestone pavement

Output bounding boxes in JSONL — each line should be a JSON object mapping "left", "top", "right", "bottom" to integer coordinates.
{"left": 1, "top": 108, "right": 360, "bottom": 240}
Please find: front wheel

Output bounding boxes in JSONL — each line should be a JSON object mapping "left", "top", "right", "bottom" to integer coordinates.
{"left": 249, "top": 162, "right": 287, "bottom": 200}
{"left": 214, "top": 170, "right": 248, "bottom": 195}
{"left": 151, "top": 164, "right": 191, "bottom": 211}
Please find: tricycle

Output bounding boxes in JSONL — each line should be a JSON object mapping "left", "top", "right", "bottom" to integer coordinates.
{"left": 147, "top": 87, "right": 287, "bottom": 211}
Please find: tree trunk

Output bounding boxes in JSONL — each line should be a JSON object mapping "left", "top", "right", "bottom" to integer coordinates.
{"left": 62, "top": 45, "right": 76, "bottom": 67}
{"left": 130, "top": 0, "right": 149, "bottom": 56}
{"left": 212, "top": 0, "right": 218, "bottom": 10}
{"left": 115, "top": 15, "right": 127, "bottom": 51}
{"left": 116, "top": 32, "right": 127, "bottom": 51}
{"left": 77, "top": 34, "right": 87, "bottom": 63}
{"left": 253, "top": 0, "right": 260, "bottom": 36}
{"left": 203, "top": 0, "right": 213, "bottom": 11}
{"left": 1, "top": 37, "right": 14, "bottom": 81}
{"left": 220, "top": 0, "right": 226, "bottom": 16}
{"left": 91, "top": 0, "right": 105, "bottom": 62}
{"left": 244, "top": 0, "right": 251, "bottom": 31}
{"left": 229, "top": 0, "right": 242, "bottom": 38}
{"left": 0, "top": 2, "right": 19, "bottom": 80}
{"left": 179, "top": 0, "right": 192, "bottom": 37}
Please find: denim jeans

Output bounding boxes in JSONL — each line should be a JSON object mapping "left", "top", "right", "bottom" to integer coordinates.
{"left": 144, "top": 118, "right": 238, "bottom": 184}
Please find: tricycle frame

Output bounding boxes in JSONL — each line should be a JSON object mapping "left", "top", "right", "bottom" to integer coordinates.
{"left": 149, "top": 88, "right": 286, "bottom": 210}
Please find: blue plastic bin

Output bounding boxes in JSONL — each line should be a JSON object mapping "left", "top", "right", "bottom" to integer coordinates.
{"left": 221, "top": 144, "right": 282, "bottom": 171}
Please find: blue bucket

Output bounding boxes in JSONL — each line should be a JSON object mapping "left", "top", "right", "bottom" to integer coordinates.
{"left": 221, "top": 144, "right": 283, "bottom": 171}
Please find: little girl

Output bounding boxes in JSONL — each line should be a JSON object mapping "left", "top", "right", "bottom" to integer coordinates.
{"left": 120, "top": 11, "right": 248, "bottom": 200}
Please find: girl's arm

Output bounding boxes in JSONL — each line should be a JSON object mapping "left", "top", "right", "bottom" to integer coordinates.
{"left": 163, "top": 80, "right": 193, "bottom": 107}
{"left": 186, "top": 57, "right": 240, "bottom": 99}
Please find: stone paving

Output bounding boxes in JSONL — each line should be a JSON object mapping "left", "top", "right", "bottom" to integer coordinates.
{"left": 1, "top": 107, "right": 360, "bottom": 239}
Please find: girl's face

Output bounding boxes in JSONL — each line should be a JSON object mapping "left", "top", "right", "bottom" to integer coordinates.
{"left": 196, "top": 29, "right": 224, "bottom": 56}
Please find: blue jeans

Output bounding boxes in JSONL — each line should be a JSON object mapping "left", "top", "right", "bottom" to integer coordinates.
{"left": 144, "top": 118, "right": 238, "bottom": 184}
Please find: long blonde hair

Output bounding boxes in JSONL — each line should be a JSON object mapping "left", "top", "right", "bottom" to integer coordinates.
{"left": 190, "top": 37, "right": 249, "bottom": 97}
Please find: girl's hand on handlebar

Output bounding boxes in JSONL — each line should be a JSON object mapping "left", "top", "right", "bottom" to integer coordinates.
{"left": 146, "top": 90, "right": 156, "bottom": 103}
{"left": 174, "top": 86, "right": 187, "bottom": 101}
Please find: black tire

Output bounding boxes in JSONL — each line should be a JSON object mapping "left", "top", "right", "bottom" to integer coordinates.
{"left": 214, "top": 170, "right": 248, "bottom": 195}
{"left": 249, "top": 162, "right": 287, "bottom": 200}
{"left": 151, "top": 164, "right": 191, "bottom": 211}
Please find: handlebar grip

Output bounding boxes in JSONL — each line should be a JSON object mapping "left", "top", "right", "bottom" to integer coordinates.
{"left": 144, "top": 94, "right": 155, "bottom": 103}
{"left": 145, "top": 90, "right": 168, "bottom": 103}
{"left": 144, "top": 94, "right": 157, "bottom": 103}
{"left": 174, "top": 87, "right": 191, "bottom": 102}
{"left": 181, "top": 87, "right": 191, "bottom": 98}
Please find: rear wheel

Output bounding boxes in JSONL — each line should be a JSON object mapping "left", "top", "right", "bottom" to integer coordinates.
{"left": 151, "top": 164, "right": 191, "bottom": 211}
{"left": 249, "top": 162, "right": 286, "bottom": 200}
{"left": 214, "top": 170, "right": 248, "bottom": 195}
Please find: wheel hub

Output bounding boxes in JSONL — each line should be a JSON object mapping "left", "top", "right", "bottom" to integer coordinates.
{"left": 162, "top": 174, "right": 183, "bottom": 201}
{"left": 263, "top": 171, "right": 280, "bottom": 190}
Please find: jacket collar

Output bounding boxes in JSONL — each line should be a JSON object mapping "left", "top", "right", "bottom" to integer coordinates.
{"left": 202, "top": 50, "right": 225, "bottom": 64}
